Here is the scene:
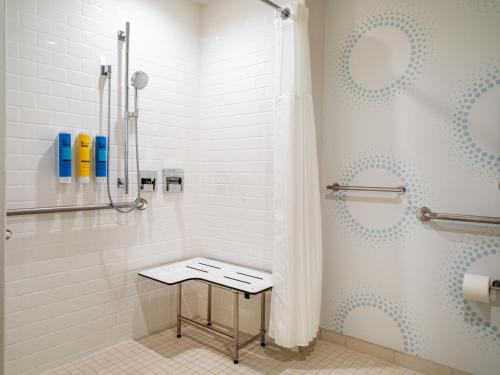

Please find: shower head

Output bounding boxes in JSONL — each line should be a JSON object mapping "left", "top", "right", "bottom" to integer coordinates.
{"left": 131, "top": 71, "right": 149, "bottom": 90}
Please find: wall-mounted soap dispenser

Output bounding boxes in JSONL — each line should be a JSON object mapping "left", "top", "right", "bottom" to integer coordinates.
{"left": 94, "top": 135, "right": 107, "bottom": 183}
{"left": 77, "top": 133, "right": 90, "bottom": 184}
{"left": 57, "top": 132, "right": 72, "bottom": 183}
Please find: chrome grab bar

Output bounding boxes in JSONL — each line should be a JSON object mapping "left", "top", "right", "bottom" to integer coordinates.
{"left": 417, "top": 207, "right": 500, "bottom": 225}
{"left": 327, "top": 183, "right": 406, "bottom": 194}
{"left": 6, "top": 228, "right": 12, "bottom": 240}
{"left": 6, "top": 201, "right": 145, "bottom": 217}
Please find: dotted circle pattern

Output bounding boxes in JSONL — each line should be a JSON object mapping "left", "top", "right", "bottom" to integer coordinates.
{"left": 451, "top": 68, "right": 500, "bottom": 174}
{"left": 339, "top": 12, "right": 428, "bottom": 102}
{"left": 464, "top": 0, "right": 500, "bottom": 13}
{"left": 333, "top": 292, "right": 422, "bottom": 355}
{"left": 446, "top": 238, "right": 500, "bottom": 350}
{"left": 336, "top": 154, "right": 425, "bottom": 242}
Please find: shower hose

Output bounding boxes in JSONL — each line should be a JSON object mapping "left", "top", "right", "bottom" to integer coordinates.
{"left": 105, "top": 70, "right": 145, "bottom": 213}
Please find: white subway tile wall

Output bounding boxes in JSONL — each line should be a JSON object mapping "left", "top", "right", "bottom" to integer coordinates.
{"left": 4, "top": 0, "right": 200, "bottom": 374}
{"left": 194, "top": 0, "right": 276, "bottom": 335}
{"left": 197, "top": 0, "right": 275, "bottom": 271}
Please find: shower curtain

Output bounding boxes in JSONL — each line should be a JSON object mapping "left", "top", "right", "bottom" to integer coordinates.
{"left": 268, "top": 1, "right": 323, "bottom": 348}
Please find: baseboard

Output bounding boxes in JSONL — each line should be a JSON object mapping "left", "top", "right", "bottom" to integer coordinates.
{"left": 319, "top": 328, "right": 473, "bottom": 375}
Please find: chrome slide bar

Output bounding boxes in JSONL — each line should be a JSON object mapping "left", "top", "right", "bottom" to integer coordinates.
{"left": 327, "top": 183, "right": 406, "bottom": 194}
{"left": 6, "top": 202, "right": 144, "bottom": 217}
{"left": 417, "top": 207, "right": 500, "bottom": 225}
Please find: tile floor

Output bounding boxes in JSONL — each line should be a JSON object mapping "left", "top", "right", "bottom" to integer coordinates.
{"left": 43, "top": 327, "right": 424, "bottom": 375}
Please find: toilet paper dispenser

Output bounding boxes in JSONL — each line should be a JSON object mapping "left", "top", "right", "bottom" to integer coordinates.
{"left": 492, "top": 280, "right": 500, "bottom": 291}
{"left": 463, "top": 274, "right": 500, "bottom": 304}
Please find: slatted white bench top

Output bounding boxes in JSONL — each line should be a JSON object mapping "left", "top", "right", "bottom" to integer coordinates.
{"left": 139, "top": 257, "right": 273, "bottom": 295}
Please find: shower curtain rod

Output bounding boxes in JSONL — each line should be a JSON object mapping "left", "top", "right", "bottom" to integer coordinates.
{"left": 258, "top": 0, "right": 290, "bottom": 19}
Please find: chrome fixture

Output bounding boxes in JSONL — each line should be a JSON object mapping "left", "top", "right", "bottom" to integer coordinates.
{"left": 130, "top": 71, "right": 148, "bottom": 119}
{"left": 163, "top": 169, "right": 184, "bottom": 193}
{"left": 139, "top": 171, "right": 157, "bottom": 192}
{"left": 100, "top": 22, "right": 149, "bottom": 213}
{"left": 492, "top": 280, "right": 500, "bottom": 291}
{"left": 327, "top": 183, "right": 406, "bottom": 194}
{"left": 131, "top": 71, "right": 149, "bottom": 91}
{"left": 417, "top": 207, "right": 500, "bottom": 225}
{"left": 121, "top": 22, "right": 131, "bottom": 194}
{"left": 258, "top": 0, "right": 290, "bottom": 19}
{"left": 5, "top": 228, "right": 12, "bottom": 240}
{"left": 102, "top": 62, "right": 147, "bottom": 213}
{"left": 6, "top": 202, "right": 146, "bottom": 217}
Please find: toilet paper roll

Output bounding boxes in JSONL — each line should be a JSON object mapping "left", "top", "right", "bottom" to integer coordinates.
{"left": 463, "top": 273, "right": 490, "bottom": 304}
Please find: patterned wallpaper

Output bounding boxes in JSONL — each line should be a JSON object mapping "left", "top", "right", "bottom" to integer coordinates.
{"left": 319, "top": 0, "right": 500, "bottom": 374}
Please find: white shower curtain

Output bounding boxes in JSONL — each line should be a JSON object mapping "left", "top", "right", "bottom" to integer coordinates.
{"left": 269, "top": 1, "right": 323, "bottom": 348}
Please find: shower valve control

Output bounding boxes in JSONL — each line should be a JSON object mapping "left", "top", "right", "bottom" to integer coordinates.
{"left": 163, "top": 169, "right": 183, "bottom": 193}
{"left": 139, "top": 171, "right": 157, "bottom": 192}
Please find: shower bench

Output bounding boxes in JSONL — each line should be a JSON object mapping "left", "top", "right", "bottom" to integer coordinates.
{"left": 138, "top": 257, "right": 273, "bottom": 364}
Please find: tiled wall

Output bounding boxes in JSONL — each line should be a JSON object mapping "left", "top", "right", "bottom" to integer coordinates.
{"left": 6, "top": 0, "right": 498, "bottom": 374}
{"left": 195, "top": 0, "right": 276, "bottom": 332}
{"left": 198, "top": 0, "right": 275, "bottom": 270}
{"left": 1, "top": 0, "right": 7, "bottom": 372}
{"left": 4, "top": 0, "right": 200, "bottom": 373}
{"left": 319, "top": 1, "right": 500, "bottom": 374}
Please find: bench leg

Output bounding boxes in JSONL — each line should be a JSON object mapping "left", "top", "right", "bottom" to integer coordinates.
{"left": 207, "top": 284, "right": 212, "bottom": 326}
{"left": 233, "top": 291, "right": 239, "bottom": 364}
{"left": 260, "top": 292, "right": 266, "bottom": 347}
{"left": 176, "top": 283, "right": 182, "bottom": 338}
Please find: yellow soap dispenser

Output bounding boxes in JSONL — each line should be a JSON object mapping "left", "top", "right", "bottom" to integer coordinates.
{"left": 77, "top": 133, "right": 91, "bottom": 184}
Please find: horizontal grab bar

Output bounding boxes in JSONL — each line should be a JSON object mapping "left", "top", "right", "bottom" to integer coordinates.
{"left": 6, "top": 201, "right": 144, "bottom": 217}
{"left": 327, "top": 183, "right": 406, "bottom": 194}
{"left": 417, "top": 207, "right": 500, "bottom": 225}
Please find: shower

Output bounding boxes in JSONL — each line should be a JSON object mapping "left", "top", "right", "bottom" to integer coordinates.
{"left": 102, "top": 22, "right": 148, "bottom": 213}
{"left": 131, "top": 71, "right": 149, "bottom": 117}
{"left": 132, "top": 71, "right": 149, "bottom": 91}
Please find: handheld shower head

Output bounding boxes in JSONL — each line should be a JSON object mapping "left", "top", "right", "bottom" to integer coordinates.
{"left": 131, "top": 71, "right": 149, "bottom": 90}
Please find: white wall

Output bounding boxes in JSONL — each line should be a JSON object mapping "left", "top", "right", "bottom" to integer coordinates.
{"left": 4, "top": 0, "right": 200, "bottom": 373}
{"left": 198, "top": 0, "right": 275, "bottom": 271}
{"left": 319, "top": 1, "right": 500, "bottom": 374}
{"left": 1, "top": 0, "right": 7, "bottom": 373}
{"left": 196, "top": 0, "right": 276, "bottom": 333}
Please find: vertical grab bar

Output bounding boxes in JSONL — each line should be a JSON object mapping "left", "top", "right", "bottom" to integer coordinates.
{"left": 6, "top": 228, "right": 12, "bottom": 240}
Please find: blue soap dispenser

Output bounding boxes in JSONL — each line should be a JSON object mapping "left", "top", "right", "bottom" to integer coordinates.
{"left": 57, "top": 132, "right": 72, "bottom": 183}
{"left": 94, "top": 135, "right": 107, "bottom": 183}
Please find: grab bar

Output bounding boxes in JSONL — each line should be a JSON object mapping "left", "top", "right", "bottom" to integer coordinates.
{"left": 417, "top": 207, "right": 500, "bottom": 225}
{"left": 6, "top": 201, "right": 144, "bottom": 217}
{"left": 5, "top": 228, "right": 12, "bottom": 240}
{"left": 327, "top": 183, "right": 406, "bottom": 194}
